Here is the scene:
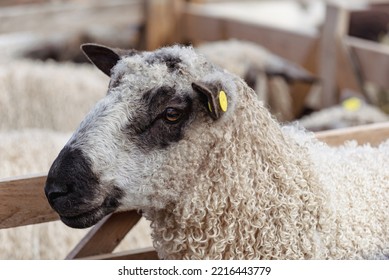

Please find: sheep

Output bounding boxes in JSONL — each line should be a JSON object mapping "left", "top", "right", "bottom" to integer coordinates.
{"left": 196, "top": 40, "right": 317, "bottom": 121}
{"left": 44, "top": 44, "right": 389, "bottom": 259}
{"left": 298, "top": 97, "right": 389, "bottom": 131}
{"left": 0, "top": 59, "right": 152, "bottom": 259}
{"left": 0, "top": 59, "right": 108, "bottom": 132}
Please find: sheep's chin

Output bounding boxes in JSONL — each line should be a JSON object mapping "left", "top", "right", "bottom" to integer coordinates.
{"left": 59, "top": 206, "right": 114, "bottom": 228}
{"left": 59, "top": 196, "right": 120, "bottom": 228}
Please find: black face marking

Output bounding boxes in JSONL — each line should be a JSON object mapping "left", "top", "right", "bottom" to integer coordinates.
{"left": 125, "top": 86, "right": 193, "bottom": 151}
{"left": 58, "top": 185, "right": 124, "bottom": 228}
{"left": 146, "top": 53, "right": 182, "bottom": 72}
{"left": 45, "top": 147, "right": 124, "bottom": 228}
{"left": 45, "top": 147, "right": 100, "bottom": 206}
{"left": 144, "top": 86, "right": 177, "bottom": 113}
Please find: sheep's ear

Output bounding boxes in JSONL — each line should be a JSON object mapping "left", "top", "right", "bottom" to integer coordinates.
{"left": 81, "top": 44, "right": 122, "bottom": 77}
{"left": 192, "top": 81, "right": 229, "bottom": 120}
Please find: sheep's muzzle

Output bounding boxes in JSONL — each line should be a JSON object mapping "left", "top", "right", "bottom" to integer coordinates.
{"left": 44, "top": 146, "right": 122, "bottom": 228}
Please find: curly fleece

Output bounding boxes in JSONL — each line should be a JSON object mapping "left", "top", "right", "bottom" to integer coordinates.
{"left": 54, "top": 44, "right": 388, "bottom": 260}
{"left": 143, "top": 77, "right": 389, "bottom": 260}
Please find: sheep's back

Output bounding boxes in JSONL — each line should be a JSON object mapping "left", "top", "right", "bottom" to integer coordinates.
{"left": 310, "top": 138, "right": 389, "bottom": 259}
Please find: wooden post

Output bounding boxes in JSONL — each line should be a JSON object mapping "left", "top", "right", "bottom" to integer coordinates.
{"left": 290, "top": 39, "right": 320, "bottom": 117}
{"left": 318, "top": 3, "right": 366, "bottom": 109}
{"left": 144, "top": 0, "right": 184, "bottom": 50}
{"left": 318, "top": 4, "right": 348, "bottom": 108}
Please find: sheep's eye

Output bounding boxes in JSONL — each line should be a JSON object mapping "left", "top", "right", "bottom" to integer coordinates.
{"left": 164, "top": 108, "right": 183, "bottom": 123}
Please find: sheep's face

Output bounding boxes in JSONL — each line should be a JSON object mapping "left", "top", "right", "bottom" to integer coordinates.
{"left": 45, "top": 44, "right": 238, "bottom": 228}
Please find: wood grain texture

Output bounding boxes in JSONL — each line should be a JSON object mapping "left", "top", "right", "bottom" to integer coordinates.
{"left": 0, "top": 0, "right": 143, "bottom": 35}
{"left": 80, "top": 247, "right": 159, "bottom": 260}
{"left": 318, "top": 4, "right": 350, "bottom": 108}
{"left": 316, "top": 122, "right": 389, "bottom": 146}
{"left": 0, "top": 173, "right": 58, "bottom": 229}
{"left": 144, "top": 0, "right": 183, "bottom": 50}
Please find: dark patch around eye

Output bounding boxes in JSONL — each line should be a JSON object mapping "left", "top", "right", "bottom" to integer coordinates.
{"left": 126, "top": 87, "right": 193, "bottom": 151}
{"left": 149, "top": 86, "right": 176, "bottom": 111}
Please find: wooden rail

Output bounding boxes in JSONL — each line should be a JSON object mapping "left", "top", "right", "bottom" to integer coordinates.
{"left": 66, "top": 210, "right": 142, "bottom": 259}
{"left": 0, "top": 0, "right": 144, "bottom": 35}
{"left": 80, "top": 247, "right": 159, "bottom": 260}
{"left": 316, "top": 122, "right": 389, "bottom": 146}
{"left": 0, "top": 173, "right": 58, "bottom": 229}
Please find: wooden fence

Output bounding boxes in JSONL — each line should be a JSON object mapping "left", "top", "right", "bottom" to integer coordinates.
{"left": 1, "top": 0, "right": 389, "bottom": 259}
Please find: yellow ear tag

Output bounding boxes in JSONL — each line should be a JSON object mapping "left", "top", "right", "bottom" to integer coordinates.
{"left": 219, "top": 90, "right": 228, "bottom": 112}
{"left": 208, "top": 102, "right": 212, "bottom": 112}
{"left": 342, "top": 97, "right": 362, "bottom": 112}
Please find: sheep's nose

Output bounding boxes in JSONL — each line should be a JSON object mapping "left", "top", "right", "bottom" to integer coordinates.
{"left": 44, "top": 146, "right": 99, "bottom": 214}
{"left": 45, "top": 182, "right": 70, "bottom": 202}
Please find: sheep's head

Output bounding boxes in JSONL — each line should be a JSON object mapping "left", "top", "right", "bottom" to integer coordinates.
{"left": 44, "top": 44, "right": 239, "bottom": 228}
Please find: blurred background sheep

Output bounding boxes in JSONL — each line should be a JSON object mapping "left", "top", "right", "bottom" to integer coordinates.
{"left": 0, "top": 60, "right": 107, "bottom": 131}
{"left": 298, "top": 97, "right": 389, "bottom": 131}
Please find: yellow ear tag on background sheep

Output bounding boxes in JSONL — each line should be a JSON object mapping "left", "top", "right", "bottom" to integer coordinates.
{"left": 342, "top": 97, "right": 362, "bottom": 112}
{"left": 219, "top": 90, "right": 228, "bottom": 112}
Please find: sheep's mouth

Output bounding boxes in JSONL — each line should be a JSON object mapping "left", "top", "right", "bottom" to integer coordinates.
{"left": 59, "top": 207, "right": 111, "bottom": 228}
{"left": 59, "top": 196, "right": 120, "bottom": 228}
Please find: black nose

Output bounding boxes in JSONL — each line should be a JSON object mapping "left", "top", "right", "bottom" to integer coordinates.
{"left": 45, "top": 181, "right": 71, "bottom": 202}
{"left": 45, "top": 146, "right": 99, "bottom": 213}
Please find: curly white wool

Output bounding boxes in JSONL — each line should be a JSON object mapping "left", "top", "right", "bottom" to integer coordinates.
{"left": 64, "top": 44, "right": 389, "bottom": 260}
